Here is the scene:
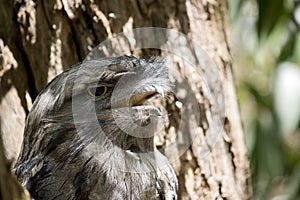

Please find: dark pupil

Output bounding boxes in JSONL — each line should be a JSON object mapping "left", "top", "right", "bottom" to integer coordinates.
{"left": 91, "top": 86, "right": 105, "bottom": 96}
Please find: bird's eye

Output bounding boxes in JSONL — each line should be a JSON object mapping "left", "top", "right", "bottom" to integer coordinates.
{"left": 87, "top": 85, "right": 108, "bottom": 98}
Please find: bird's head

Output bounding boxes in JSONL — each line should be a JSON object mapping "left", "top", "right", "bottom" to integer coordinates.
{"left": 20, "top": 56, "right": 172, "bottom": 162}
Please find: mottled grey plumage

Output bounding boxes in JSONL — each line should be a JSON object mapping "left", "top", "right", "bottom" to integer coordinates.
{"left": 14, "top": 56, "right": 178, "bottom": 200}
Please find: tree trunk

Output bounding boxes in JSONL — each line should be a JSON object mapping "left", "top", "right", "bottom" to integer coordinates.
{"left": 0, "top": 0, "right": 252, "bottom": 199}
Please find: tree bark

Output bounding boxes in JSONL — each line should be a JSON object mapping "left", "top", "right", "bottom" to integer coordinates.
{"left": 0, "top": 0, "right": 252, "bottom": 199}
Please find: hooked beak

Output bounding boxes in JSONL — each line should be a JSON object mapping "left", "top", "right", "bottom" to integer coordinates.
{"left": 129, "top": 85, "right": 165, "bottom": 107}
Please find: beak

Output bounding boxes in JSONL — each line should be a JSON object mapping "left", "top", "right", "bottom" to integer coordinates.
{"left": 129, "top": 85, "right": 165, "bottom": 107}
{"left": 153, "top": 85, "right": 165, "bottom": 98}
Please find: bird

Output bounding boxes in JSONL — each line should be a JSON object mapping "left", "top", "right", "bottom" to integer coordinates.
{"left": 14, "top": 56, "right": 178, "bottom": 200}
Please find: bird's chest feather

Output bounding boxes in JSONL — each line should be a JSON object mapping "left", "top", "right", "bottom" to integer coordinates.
{"left": 80, "top": 147, "right": 177, "bottom": 200}
{"left": 25, "top": 147, "right": 177, "bottom": 200}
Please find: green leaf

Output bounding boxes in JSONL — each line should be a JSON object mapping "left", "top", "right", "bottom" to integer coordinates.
{"left": 257, "top": 0, "right": 285, "bottom": 38}
{"left": 286, "top": 164, "right": 300, "bottom": 200}
{"left": 229, "top": 0, "right": 243, "bottom": 22}
{"left": 278, "top": 32, "right": 296, "bottom": 61}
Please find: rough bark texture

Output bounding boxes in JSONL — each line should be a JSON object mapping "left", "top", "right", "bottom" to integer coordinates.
{"left": 0, "top": 0, "right": 252, "bottom": 199}
{"left": 0, "top": 129, "right": 31, "bottom": 200}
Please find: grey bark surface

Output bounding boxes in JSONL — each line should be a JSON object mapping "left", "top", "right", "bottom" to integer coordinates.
{"left": 0, "top": 129, "right": 31, "bottom": 200}
{"left": 0, "top": 0, "right": 252, "bottom": 199}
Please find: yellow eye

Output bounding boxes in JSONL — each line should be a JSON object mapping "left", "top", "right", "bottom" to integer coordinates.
{"left": 87, "top": 85, "right": 108, "bottom": 98}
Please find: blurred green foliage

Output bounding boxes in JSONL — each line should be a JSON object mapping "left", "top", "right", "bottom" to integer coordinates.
{"left": 229, "top": 0, "right": 300, "bottom": 199}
